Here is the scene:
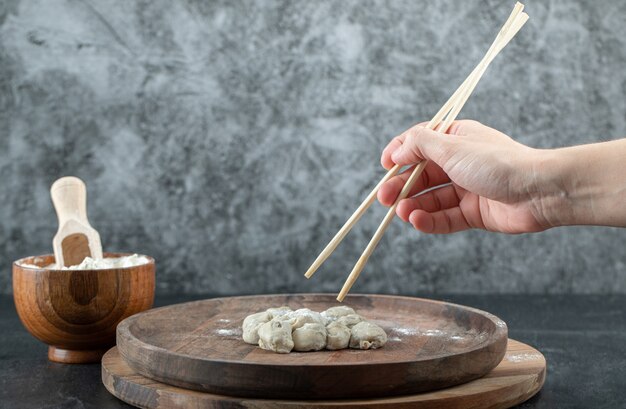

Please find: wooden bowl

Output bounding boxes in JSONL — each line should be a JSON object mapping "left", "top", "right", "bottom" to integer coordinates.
{"left": 12, "top": 252, "right": 155, "bottom": 364}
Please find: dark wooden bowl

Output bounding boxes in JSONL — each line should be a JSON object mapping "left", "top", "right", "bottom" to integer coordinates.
{"left": 12, "top": 252, "right": 155, "bottom": 364}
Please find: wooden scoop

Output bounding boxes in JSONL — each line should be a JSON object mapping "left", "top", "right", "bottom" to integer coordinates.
{"left": 51, "top": 176, "right": 103, "bottom": 267}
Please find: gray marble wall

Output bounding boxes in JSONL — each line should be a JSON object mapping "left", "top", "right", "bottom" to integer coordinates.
{"left": 1, "top": 0, "right": 625, "bottom": 295}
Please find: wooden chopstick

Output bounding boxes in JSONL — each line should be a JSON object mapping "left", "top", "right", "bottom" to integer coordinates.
{"left": 335, "top": 6, "right": 529, "bottom": 301}
{"left": 438, "top": 13, "right": 529, "bottom": 133}
{"left": 303, "top": 4, "right": 525, "bottom": 280}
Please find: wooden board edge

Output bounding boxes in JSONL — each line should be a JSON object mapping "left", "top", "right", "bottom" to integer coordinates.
{"left": 102, "top": 339, "right": 546, "bottom": 409}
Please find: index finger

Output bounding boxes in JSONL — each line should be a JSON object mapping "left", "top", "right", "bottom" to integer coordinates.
{"left": 380, "top": 122, "right": 429, "bottom": 169}
{"left": 380, "top": 134, "right": 406, "bottom": 169}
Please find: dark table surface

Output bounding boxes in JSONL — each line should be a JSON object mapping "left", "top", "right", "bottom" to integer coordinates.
{"left": 1, "top": 294, "right": 625, "bottom": 409}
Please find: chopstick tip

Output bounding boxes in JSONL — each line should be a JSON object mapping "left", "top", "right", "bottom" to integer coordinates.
{"left": 337, "top": 287, "right": 349, "bottom": 302}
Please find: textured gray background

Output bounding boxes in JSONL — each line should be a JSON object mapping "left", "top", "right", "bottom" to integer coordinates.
{"left": 1, "top": 0, "right": 625, "bottom": 295}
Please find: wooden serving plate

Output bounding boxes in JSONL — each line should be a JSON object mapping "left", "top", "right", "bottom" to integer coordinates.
{"left": 117, "top": 294, "right": 508, "bottom": 399}
{"left": 103, "top": 339, "right": 545, "bottom": 408}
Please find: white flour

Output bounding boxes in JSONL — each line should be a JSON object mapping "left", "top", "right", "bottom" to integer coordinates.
{"left": 20, "top": 254, "right": 150, "bottom": 270}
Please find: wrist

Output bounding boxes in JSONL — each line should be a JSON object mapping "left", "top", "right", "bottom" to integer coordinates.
{"left": 526, "top": 148, "right": 573, "bottom": 228}
{"left": 530, "top": 140, "right": 626, "bottom": 228}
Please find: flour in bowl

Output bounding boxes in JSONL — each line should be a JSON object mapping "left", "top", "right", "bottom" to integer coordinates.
{"left": 20, "top": 254, "right": 150, "bottom": 270}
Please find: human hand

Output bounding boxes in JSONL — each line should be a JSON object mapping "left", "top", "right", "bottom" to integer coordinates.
{"left": 378, "top": 120, "right": 551, "bottom": 234}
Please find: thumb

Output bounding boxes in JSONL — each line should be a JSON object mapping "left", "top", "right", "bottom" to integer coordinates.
{"left": 390, "top": 126, "right": 449, "bottom": 166}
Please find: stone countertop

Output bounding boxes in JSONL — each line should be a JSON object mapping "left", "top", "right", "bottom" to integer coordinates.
{"left": 1, "top": 294, "right": 624, "bottom": 409}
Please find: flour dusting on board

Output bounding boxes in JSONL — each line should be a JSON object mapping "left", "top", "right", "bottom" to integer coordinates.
{"left": 215, "top": 329, "right": 239, "bottom": 337}
{"left": 392, "top": 327, "right": 419, "bottom": 336}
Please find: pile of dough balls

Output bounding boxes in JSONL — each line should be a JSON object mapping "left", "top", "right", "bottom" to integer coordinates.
{"left": 242, "top": 305, "right": 387, "bottom": 353}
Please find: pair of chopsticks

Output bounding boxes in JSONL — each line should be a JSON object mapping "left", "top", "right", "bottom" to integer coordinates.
{"left": 305, "top": 3, "right": 529, "bottom": 302}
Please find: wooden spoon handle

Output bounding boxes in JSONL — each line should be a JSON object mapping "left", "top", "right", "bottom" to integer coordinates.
{"left": 51, "top": 176, "right": 89, "bottom": 226}
{"left": 51, "top": 177, "right": 103, "bottom": 266}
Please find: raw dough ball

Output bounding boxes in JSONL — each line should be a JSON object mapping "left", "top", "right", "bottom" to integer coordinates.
{"left": 266, "top": 306, "right": 292, "bottom": 320}
{"left": 292, "top": 323, "right": 327, "bottom": 352}
{"left": 337, "top": 314, "right": 364, "bottom": 329}
{"left": 349, "top": 321, "right": 387, "bottom": 350}
{"left": 258, "top": 319, "right": 294, "bottom": 354}
{"left": 321, "top": 306, "right": 356, "bottom": 324}
{"left": 286, "top": 308, "right": 325, "bottom": 329}
{"left": 242, "top": 311, "right": 271, "bottom": 344}
{"left": 325, "top": 322, "right": 351, "bottom": 350}
{"left": 244, "top": 305, "right": 385, "bottom": 354}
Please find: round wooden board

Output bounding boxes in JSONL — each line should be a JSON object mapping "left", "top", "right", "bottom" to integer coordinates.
{"left": 102, "top": 339, "right": 545, "bottom": 409}
{"left": 116, "top": 294, "right": 508, "bottom": 399}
